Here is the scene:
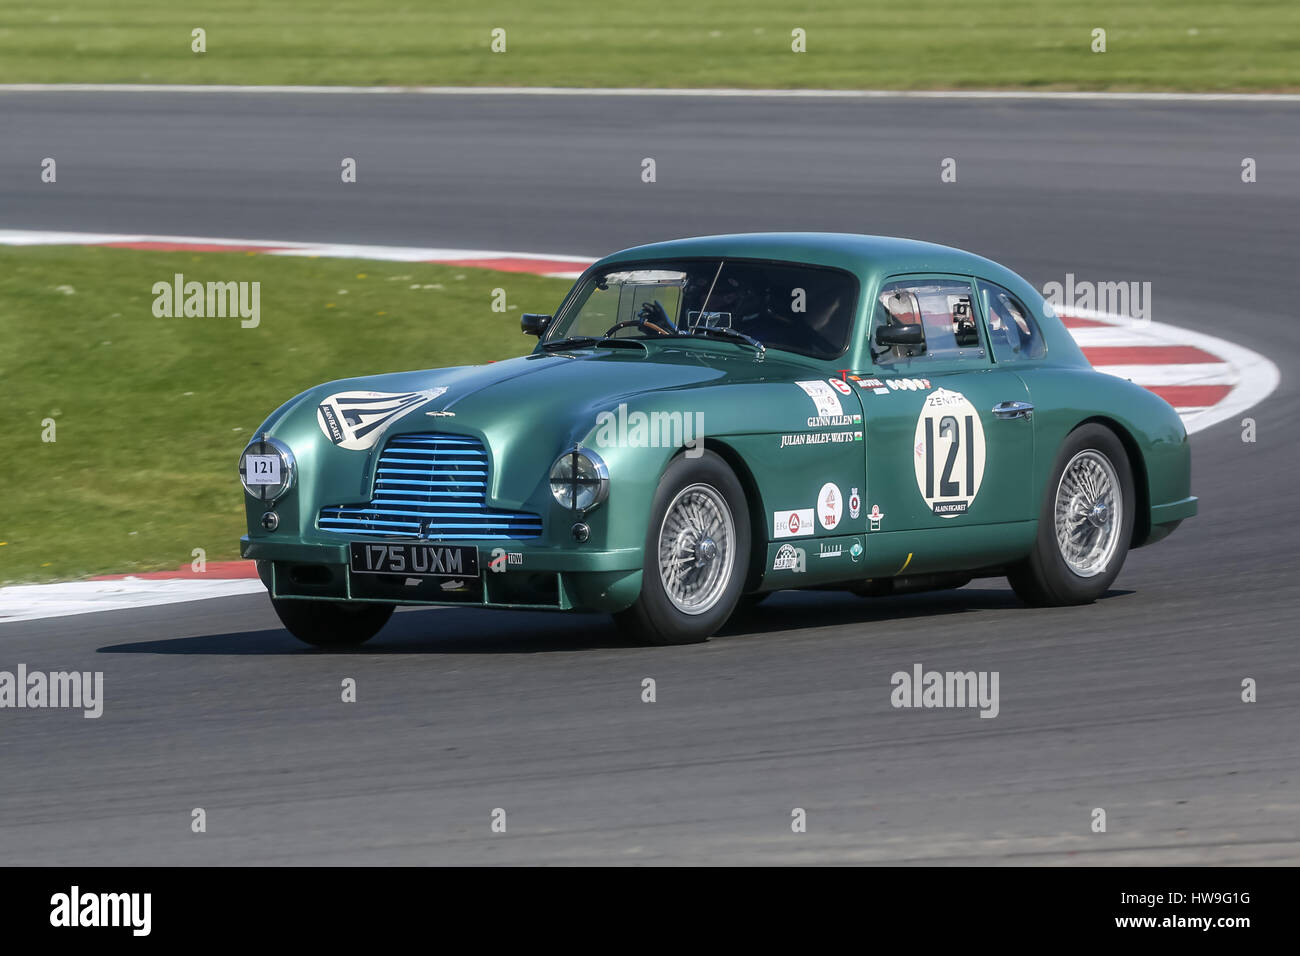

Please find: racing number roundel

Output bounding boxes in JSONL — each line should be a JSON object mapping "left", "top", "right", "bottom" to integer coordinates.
{"left": 913, "top": 389, "right": 986, "bottom": 518}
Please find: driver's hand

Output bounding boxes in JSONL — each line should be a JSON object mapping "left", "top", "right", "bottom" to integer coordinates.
{"left": 637, "top": 300, "right": 672, "bottom": 328}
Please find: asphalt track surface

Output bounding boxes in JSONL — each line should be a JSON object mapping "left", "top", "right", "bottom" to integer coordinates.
{"left": 1, "top": 92, "right": 1298, "bottom": 865}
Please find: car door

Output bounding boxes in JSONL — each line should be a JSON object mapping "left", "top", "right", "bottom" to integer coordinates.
{"left": 856, "top": 274, "right": 1034, "bottom": 537}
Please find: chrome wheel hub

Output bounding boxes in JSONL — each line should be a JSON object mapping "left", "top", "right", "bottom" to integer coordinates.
{"left": 1054, "top": 449, "right": 1122, "bottom": 578}
{"left": 658, "top": 483, "right": 735, "bottom": 615}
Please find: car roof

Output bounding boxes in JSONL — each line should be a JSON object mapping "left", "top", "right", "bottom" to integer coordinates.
{"left": 594, "top": 232, "right": 1027, "bottom": 289}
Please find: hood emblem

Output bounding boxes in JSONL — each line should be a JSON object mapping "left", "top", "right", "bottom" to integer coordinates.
{"left": 316, "top": 387, "right": 447, "bottom": 451}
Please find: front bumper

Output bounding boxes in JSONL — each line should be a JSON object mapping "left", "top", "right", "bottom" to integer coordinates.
{"left": 240, "top": 535, "right": 644, "bottom": 613}
{"left": 1141, "top": 495, "right": 1198, "bottom": 547}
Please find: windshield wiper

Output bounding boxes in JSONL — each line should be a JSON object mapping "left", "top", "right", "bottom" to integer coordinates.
{"left": 541, "top": 336, "right": 601, "bottom": 351}
{"left": 682, "top": 326, "right": 765, "bottom": 358}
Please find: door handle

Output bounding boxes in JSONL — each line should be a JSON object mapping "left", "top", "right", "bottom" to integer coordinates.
{"left": 992, "top": 400, "right": 1034, "bottom": 420}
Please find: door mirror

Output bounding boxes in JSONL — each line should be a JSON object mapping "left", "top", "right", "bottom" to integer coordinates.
{"left": 521, "top": 313, "right": 551, "bottom": 336}
{"left": 874, "top": 323, "right": 924, "bottom": 346}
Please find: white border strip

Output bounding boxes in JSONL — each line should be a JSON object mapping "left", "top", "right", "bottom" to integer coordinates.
{"left": 1060, "top": 305, "right": 1279, "bottom": 435}
{"left": 0, "top": 229, "right": 595, "bottom": 264}
{"left": 2, "top": 84, "right": 1299, "bottom": 102}
{"left": 0, "top": 578, "right": 265, "bottom": 624}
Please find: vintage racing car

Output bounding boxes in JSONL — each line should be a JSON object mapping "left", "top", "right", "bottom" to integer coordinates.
{"left": 238, "top": 234, "right": 1196, "bottom": 646}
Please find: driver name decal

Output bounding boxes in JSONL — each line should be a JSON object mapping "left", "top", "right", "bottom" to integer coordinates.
{"left": 317, "top": 388, "right": 448, "bottom": 451}
{"left": 913, "top": 388, "right": 986, "bottom": 517}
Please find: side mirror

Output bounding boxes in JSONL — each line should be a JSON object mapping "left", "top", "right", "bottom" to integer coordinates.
{"left": 874, "top": 323, "right": 924, "bottom": 346}
{"left": 521, "top": 313, "right": 551, "bottom": 336}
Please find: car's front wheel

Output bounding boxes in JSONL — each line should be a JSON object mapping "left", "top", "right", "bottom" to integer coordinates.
{"left": 272, "top": 598, "right": 394, "bottom": 648}
{"left": 616, "top": 451, "right": 750, "bottom": 645}
{"left": 1008, "top": 423, "right": 1135, "bottom": 606}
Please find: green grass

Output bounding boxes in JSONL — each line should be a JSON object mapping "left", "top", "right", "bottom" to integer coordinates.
{"left": 0, "top": 1, "right": 1296, "bottom": 91}
{"left": 0, "top": 246, "right": 570, "bottom": 583}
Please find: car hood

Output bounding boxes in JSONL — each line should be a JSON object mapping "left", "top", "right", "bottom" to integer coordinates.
{"left": 264, "top": 344, "right": 817, "bottom": 506}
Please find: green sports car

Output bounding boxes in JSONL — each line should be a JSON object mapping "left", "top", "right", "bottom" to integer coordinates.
{"left": 238, "top": 233, "right": 1196, "bottom": 647}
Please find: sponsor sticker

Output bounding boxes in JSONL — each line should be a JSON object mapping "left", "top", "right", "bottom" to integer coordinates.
{"left": 884, "top": 378, "right": 932, "bottom": 392}
{"left": 773, "top": 543, "right": 806, "bottom": 571}
{"left": 795, "top": 380, "right": 844, "bottom": 418}
{"left": 317, "top": 387, "right": 447, "bottom": 451}
{"left": 774, "top": 508, "right": 814, "bottom": 538}
{"left": 817, "top": 542, "right": 843, "bottom": 559}
{"left": 849, "top": 538, "right": 864, "bottom": 562}
{"left": 818, "top": 483, "right": 843, "bottom": 531}
{"left": 869, "top": 503, "right": 885, "bottom": 532}
{"left": 913, "top": 388, "right": 986, "bottom": 518}
{"left": 849, "top": 488, "right": 861, "bottom": 519}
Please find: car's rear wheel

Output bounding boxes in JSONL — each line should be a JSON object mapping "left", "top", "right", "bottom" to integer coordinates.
{"left": 616, "top": 451, "right": 750, "bottom": 645}
{"left": 1008, "top": 424, "right": 1135, "bottom": 606}
{"left": 272, "top": 598, "right": 394, "bottom": 648}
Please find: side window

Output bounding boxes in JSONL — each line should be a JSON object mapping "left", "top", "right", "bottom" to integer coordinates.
{"left": 977, "top": 279, "right": 1045, "bottom": 362}
{"left": 870, "top": 278, "right": 984, "bottom": 367}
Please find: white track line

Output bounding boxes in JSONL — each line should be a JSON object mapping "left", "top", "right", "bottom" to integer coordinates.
{"left": 2, "top": 84, "right": 1299, "bottom": 102}
{"left": 0, "top": 229, "right": 594, "bottom": 279}
{"left": 0, "top": 578, "right": 265, "bottom": 624}
{"left": 0, "top": 229, "right": 593, "bottom": 263}
{"left": 1091, "top": 364, "right": 1239, "bottom": 386}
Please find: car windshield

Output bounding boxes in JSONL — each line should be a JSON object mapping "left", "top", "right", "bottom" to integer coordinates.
{"left": 544, "top": 258, "right": 858, "bottom": 360}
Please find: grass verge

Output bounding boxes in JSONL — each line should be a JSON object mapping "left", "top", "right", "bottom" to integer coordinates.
{"left": 0, "top": 1, "right": 1297, "bottom": 92}
{"left": 0, "top": 246, "right": 569, "bottom": 583}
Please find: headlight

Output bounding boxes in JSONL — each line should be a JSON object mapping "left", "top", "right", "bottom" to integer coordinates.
{"left": 238, "top": 436, "right": 296, "bottom": 502}
{"left": 549, "top": 447, "right": 609, "bottom": 512}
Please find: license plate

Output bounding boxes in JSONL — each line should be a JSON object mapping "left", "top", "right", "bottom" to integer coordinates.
{"left": 349, "top": 542, "right": 478, "bottom": 578}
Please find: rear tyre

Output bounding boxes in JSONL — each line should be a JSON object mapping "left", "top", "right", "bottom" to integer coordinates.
{"left": 272, "top": 598, "right": 394, "bottom": 648}
{"left": 615, "top": 451, "right": 750, "bottom": 645}
{"left": 1008, "top": 424, "right": 1135, "bottom": 606}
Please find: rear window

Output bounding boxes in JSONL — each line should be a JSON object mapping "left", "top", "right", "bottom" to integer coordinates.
{"left": 977, "top": 279, "right": 1046, "bottom": 362}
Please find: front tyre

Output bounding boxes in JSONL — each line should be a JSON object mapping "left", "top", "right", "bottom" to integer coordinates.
{"left": 1008, "top": 423, "right": 1135, "bottom": 606}
{"left": 272, "top": 598, "right": 394, "bottom": 648}
{"left": 616, "top": 451, "right": 750, "bottom": 645}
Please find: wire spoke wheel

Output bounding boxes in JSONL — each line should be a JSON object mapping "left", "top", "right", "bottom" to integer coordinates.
{"left": 657, "top": 482, "right": 735, "bottom": 615}
{"left": 1053, "top": 449, "right": 1122, "bottom": 578}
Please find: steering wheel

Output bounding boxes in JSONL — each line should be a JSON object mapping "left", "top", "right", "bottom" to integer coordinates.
{"left": 603, "top": 300, "right": 677, "bottom": 338}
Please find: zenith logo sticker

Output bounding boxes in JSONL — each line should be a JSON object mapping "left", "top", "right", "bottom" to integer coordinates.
{"left": 316, "top": 388, "right": 447, "bottom": 451}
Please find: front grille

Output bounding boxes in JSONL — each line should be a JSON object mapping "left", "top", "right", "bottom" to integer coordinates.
{"left": 317, "top": 433, "right": 543, "bottom": 539}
